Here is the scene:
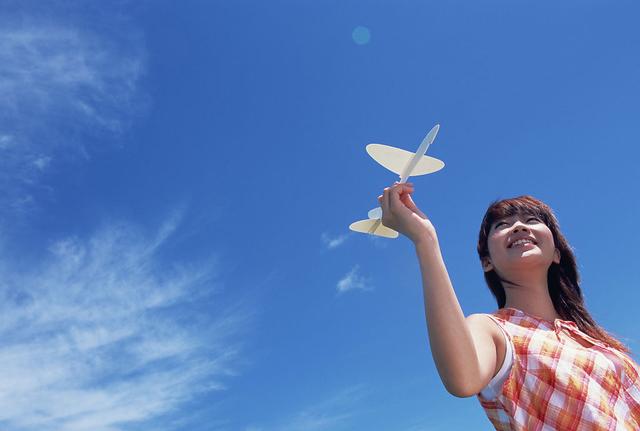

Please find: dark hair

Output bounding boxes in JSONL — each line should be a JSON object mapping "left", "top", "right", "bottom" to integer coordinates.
{"left": 477, "top": 195, "right": 630, "bottom": 354}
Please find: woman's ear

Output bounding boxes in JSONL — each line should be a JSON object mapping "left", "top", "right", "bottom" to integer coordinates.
{"left": 553, "top": 248, "right": 560, "bottom": 264}
{"left": 482, "top": 257, "right": 493, "bottom": 272}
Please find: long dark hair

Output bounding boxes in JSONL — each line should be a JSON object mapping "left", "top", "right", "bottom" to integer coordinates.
{"left": 477, "top": 195, "right": 630, "bottom": 354}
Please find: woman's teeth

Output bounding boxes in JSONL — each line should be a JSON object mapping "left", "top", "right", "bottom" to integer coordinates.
{"left": 511, "top": 239, "right": 534, "bottom": 248}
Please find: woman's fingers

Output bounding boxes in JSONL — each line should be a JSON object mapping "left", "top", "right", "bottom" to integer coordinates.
{"left": 400, "top": 192, "right": 417, "bottom": 210}
{"left": 402, "top": 193, "right": 427, "bottom": 219}
{"left": 381, "top": 187, "right": 390, "bottom": 216}
{"left": 389, "top": 183, "right": 414, "bottom": 210}
{"left": 388, "top": 184, "right": 403, "bottom": 211}
{"left": 375, "top": 182, "right": 433, "bottom": 241}
{"left": 379, "top": 182, "right": 415, "bottom": 219}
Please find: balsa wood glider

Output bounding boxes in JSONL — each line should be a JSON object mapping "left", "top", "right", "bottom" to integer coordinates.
{"left": 349, "top": 124, "right": 445, "bottom": 238}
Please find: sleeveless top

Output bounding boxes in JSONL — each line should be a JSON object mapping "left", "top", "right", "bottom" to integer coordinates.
{"left": 476, "top": 307, "right": 640, "bottom": 430}
{"left": 480, "top": 325, "right": 513, "bottom": 400}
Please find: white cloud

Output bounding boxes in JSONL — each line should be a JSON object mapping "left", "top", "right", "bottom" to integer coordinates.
{"left": 245, "top": 385, "right": 366, "bottom": 431}
{"left": 367, "top": 234, "right": 389, "bottom": 249}
{"left": 321, "top": 232, "right": 349, "bottom": 250}
{"left": 0, "top": 21, "right": 145, "bottom": 214}
{"left": 336, "top": 265, "right": 372, "bottom": 295}
{"left": 0, "top": 216, "right": 248, "bottom": 430}
{"left": 401, "top": 424, "right": 439, "bottom": 431}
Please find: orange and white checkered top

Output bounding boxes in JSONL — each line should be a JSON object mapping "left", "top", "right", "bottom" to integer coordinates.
{"left": 476, "top": 307, "right": 640, "bottom": 430}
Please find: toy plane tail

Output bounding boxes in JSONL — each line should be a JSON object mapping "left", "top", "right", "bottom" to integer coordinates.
{"left": 349, "top": 219, "right": 399, "bottom": 238}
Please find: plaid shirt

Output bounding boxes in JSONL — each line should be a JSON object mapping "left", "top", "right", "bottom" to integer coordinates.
{"left": 476, "top": 307, "right": 640, "bottom": 430}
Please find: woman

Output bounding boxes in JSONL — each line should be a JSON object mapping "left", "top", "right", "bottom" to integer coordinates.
{"left": 378, "top": 182, "right": 640, "bottom": 430}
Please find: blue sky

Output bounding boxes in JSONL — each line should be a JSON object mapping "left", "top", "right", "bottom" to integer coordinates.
{"left": 0, "top": 1, "right": 639, "bottom": 430}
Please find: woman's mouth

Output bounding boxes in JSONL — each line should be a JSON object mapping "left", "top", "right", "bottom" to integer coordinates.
{"left": 509, "top": 239, "right": 536, "bottom": 249}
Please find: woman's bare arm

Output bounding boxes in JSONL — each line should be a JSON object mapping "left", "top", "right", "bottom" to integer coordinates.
{"left": 415, "top": 236, "right": 498, "bottom": 397}
{"left": 379, "top": 182, "right": 499, "bottom": 397}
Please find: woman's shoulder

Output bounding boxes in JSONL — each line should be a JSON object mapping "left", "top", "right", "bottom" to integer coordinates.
{"left": 466, "top": 313, "right": 504, "bottom": 338}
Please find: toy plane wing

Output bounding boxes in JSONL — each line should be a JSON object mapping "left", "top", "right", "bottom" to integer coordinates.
{"left": 366, "top": 144, "right": 445, "bottom": 176}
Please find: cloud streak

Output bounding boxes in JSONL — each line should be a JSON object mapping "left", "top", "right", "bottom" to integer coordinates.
{"left": 0, "top": 20, "right": 145, "bottom": 214}
{"left": 336, "top": 265, "right": 371, "bottom": 295}
{"left": 321, "top": 232, "right": 349, "bottom": 250}
{"left": 244, "top": 385, "right": 366, "bottom": 431}
{"left": 0, "top": 216, "right": 247, "bottom": 430}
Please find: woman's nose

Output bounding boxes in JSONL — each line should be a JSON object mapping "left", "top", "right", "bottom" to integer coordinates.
{"left": 511, "top": 222, "right": 529, "bottom": 233}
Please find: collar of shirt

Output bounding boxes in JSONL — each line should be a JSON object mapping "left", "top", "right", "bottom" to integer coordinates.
{"left": 499, "top": 307, "right": 610, "bottom": 349}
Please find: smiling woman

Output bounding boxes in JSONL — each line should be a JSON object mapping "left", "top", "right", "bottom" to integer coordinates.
{"left": 476, "top": 197, "right": 624, "bottom": 344}
{"left": 473, "top": 196, "right": 638, "bottom": 429}
{"left": 377, "top": 183, "right": 640, "bottom": 431}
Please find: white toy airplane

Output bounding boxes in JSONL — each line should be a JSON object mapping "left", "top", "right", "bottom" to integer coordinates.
{"left": 349, "top": 124, "right": 445, "bottom": 238}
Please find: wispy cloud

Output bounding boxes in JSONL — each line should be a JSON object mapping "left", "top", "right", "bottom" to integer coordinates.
{"left": 400, "top": 424, "right": 439, "bottom": 431}
{"left": 336, "top": 265, "right": 372, "bottom": 295}
{"left": 0, "top": 19, "right": 145, "bottom": 213}
{"left": 321, "top": 232, "right": 349, "bottom": 250}
{"left": 244, "top": 385, "right": 366, "bottom": 431}
{"left": 367, "top": 234, "right": 389, "bottom": 249}
{"left": 0, "top": 216, "right": 248, "bottom": 430}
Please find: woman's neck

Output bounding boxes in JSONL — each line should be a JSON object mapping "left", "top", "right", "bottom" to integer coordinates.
{"left": 502, "top": 274, "right": 561, "bottom": 322}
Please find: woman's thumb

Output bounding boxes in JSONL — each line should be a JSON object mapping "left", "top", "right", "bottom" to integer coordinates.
{"left": 401, "top": 193, "right": 418, "bottom": 210}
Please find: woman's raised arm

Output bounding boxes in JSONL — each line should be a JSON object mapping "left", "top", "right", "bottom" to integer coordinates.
{"left": 379, "top": 183, "right": 498, "bottom": 397}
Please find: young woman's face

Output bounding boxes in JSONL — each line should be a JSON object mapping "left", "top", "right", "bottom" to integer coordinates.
{"left": 484, "top": 212, "right": 560, "bottom": 275}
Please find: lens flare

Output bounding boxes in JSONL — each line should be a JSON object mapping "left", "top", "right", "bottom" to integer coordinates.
{"left": 352, "top": 26, "right": 371, "bottom": 45}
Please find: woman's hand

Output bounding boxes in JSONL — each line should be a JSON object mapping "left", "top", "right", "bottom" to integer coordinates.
{"left": 378, "top": 182, "right": 436, "bottom": 244}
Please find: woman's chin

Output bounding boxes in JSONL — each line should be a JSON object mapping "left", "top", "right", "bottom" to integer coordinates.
{"left": 505, "top": 253, "right": 552, "bottom": 269}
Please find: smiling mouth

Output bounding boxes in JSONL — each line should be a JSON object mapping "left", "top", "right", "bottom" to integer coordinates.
{"left": 508, "top": 239, "right": 537, "bottom": 248}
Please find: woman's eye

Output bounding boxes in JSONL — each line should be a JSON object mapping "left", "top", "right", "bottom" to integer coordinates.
{"left": 495, "top": 222, "right": 506, "bottom": 228}
{"left": 527, "top": 217, "right": 540, "bottom": 223}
